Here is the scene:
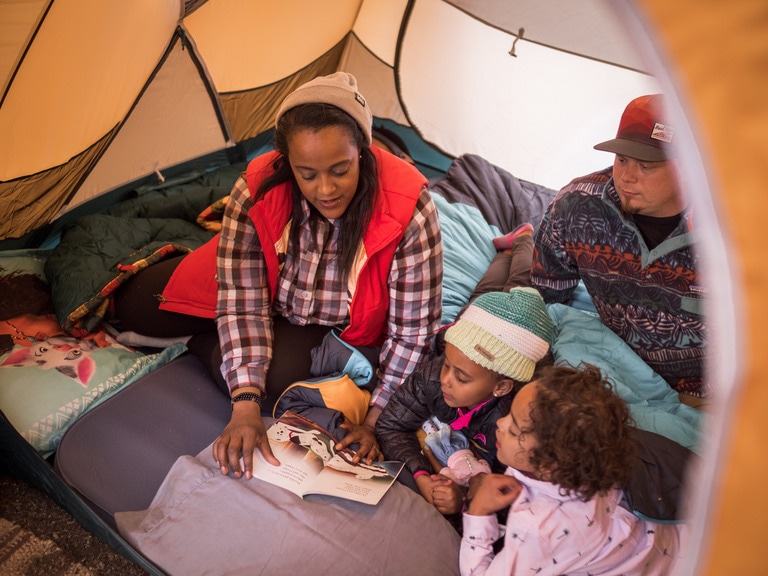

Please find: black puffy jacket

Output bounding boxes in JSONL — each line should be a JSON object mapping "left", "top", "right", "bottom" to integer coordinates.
{"left": 376, "top": 354, "right": 694, "bottom": 522}
{"left": 375, "top": 354, "right": 512, "bottom": 478}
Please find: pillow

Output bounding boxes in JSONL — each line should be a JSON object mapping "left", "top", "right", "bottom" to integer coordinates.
{"left": 0, "top": 313, "right": 186, "bottom": 457}
{"left": 0, "top": 250, "right": 186, "bottom": 456}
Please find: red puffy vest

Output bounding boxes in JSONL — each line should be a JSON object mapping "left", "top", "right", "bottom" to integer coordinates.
{"left": 160, "top": 147, "right": 426, "bottom": 347}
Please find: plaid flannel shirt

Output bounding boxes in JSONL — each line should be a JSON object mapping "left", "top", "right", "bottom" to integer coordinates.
{"left": 216, "top": 174, "right": 443, "bottom": 409}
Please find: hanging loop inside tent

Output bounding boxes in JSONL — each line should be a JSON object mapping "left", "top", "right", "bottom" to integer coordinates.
{"left": 154, "top": 162, "right": 165, "bottom": 184}
{"left": 509, "top": 28, "right": 525, "bottom": 57}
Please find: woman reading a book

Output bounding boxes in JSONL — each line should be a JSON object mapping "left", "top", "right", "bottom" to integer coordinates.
{"left": 195, "top": 73, "right": 444, "bottom": 479}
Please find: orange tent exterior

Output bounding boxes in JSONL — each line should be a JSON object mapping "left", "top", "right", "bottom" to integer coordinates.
{"left": 637, "top": 1, "right": 768, "bottom": 573}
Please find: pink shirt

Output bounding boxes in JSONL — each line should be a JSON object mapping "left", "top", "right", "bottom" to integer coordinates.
{"left": 460, "top": 467, "right": 688, "bottom": 576}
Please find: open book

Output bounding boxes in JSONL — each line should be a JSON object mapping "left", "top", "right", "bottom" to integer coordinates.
{"left": 251, "top": 411, "right": 404, "bottom": 505}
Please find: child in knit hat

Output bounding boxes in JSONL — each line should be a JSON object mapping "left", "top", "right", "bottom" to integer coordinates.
{"left": 375, "top": 287, "right": 554, "bottom": 519}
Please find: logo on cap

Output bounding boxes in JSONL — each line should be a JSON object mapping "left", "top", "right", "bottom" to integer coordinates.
{"left": 355, "top": 92, "right": 366, "bottom": 108}
{"left": 651, "top": 122, "right": 674, "bottom": 143}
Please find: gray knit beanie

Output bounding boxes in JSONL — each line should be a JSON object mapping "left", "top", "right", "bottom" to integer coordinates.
{"left": 275, "top": 72, "right": 373, "bottom": 145}
{"left": 444, "top": 288, "right": 554, "bottom": 382}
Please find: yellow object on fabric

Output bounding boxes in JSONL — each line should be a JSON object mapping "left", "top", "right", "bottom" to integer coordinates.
{"left": 273, "top": 375, "right": 371, "bottom": 427}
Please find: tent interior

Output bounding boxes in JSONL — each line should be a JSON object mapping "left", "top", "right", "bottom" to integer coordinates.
{"left": 1, "top": 0, "right": 764, "bottom": 574}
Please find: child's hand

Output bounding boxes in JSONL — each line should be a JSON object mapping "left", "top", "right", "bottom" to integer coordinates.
{"left": 465, "top": 473, "right": 522, "bottom": 516}
{"left": 415, "top": 474, "right": 448, "bottom": 501}
{"left": 416, "top": 474, "right": 464, "bottom": 515}
{"left": 430, "top": 478, "right": 465, "bottom": 515}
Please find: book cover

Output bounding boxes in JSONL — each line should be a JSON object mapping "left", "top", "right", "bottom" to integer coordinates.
{"left": 251, "top": 411, "right": 404, "bottom": 505}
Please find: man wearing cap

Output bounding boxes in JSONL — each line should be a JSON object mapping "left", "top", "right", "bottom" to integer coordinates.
{"left": 531, "top": 94, "right": 706, "bottom": 407}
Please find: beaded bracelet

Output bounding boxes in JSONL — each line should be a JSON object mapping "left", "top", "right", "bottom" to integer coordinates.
{"left": 230, "top": 391, "right": 263, "bottom": 408}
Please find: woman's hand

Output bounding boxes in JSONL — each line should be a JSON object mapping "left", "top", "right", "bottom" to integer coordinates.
{"left": 465, "top": 473, "right": 522, "bottom": 516}
{"left": 212, "top": 400, "right": 279, "bottom": 479}
{"left": 335, "top": 421, "right": 383, "bottom": 464}
{"left": 335, "top": 406, "right": 383, "bottom": 464}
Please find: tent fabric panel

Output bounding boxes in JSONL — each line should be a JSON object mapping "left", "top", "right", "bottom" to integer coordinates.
{"left": 446, "top": 0, "right": 650, "bottom": 72}
{"left": 340, "top": 37, "right": 408, "bottom": 126}
{"left": 69, "top": 40, "right": 230, "bottom": 211}
{"left": 0, "top": 133, "right": 112, "bottom": 240}
{"left": 0, "top": 0, "right": 180, "bottom": 181}
{"left": 221, "top": 42, "right": 345, "bottom": 144}
{"left": 185, "top": 0, "right": 361, "bottom": 92}
{"left": 0, "top": 0, "right": 49, "bottom": 99}
{"left": 398, "top": 0, "right": 659, "bottom": 190}
{"left": 352, "top": 0, "right": 409, "bottom": 67}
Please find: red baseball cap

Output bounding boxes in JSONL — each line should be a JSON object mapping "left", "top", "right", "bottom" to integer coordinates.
{"left": 594, "top": 94, "right": 674, "bottom": 162}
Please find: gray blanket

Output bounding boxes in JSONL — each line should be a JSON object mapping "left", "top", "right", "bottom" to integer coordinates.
{"left": 116, "top": 440, "right": 461, "bottom": 576}
{"left": 429, "top": 153, "right": 556, "bottom": 235}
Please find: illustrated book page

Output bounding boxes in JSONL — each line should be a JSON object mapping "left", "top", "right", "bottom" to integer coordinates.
{"left": 251, "top": 411, "right": 404, "bottom": 505}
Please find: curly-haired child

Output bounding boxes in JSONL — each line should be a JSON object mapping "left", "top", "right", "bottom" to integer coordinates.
{"left": 461, "top": 363, "right": 688, "bottom": 576}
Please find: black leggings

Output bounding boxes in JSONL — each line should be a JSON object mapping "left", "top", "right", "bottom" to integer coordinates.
{"left": 176, "top": 319, "right": 333, "bottom": 413}
{"left": 113, "top": 255, "right": 334, "bottom": 413}
{"left": 113, "top": 254, "right": 214, "bottom": 337}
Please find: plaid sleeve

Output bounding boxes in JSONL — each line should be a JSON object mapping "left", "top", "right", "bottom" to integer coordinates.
{"left": 371, "top": 186, "right": 443, "bottom": 409}
{"left": 215, "top": 175, "right": 273, "bottom": 395}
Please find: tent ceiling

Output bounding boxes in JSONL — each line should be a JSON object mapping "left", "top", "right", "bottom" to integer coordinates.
{"left": 71, "top": 38, "right": 231, "bottom": 210}
{"left": 352, "top": 0, "right": 409, "bottom": 67}
{"left": 185, "top": 0, "right": 361, "bottom": 91}
{"left": 446, "top": 0, "right": 652, "bottom": 72}
{"left": 1, "top": 0, "right": 659, "bottom": 235}
{"left": 398, "top": 0, "right": 659, "bottom": 189}
{"left": 0, "top": 0, "right": 180, "bottom": 181}
{"left": 0, "top": 0, "right": 49, "bottom": 99}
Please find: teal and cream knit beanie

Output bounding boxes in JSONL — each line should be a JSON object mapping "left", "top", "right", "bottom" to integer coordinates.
{"left": 444, "top": 288, "right": 554, "bottom": 382}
